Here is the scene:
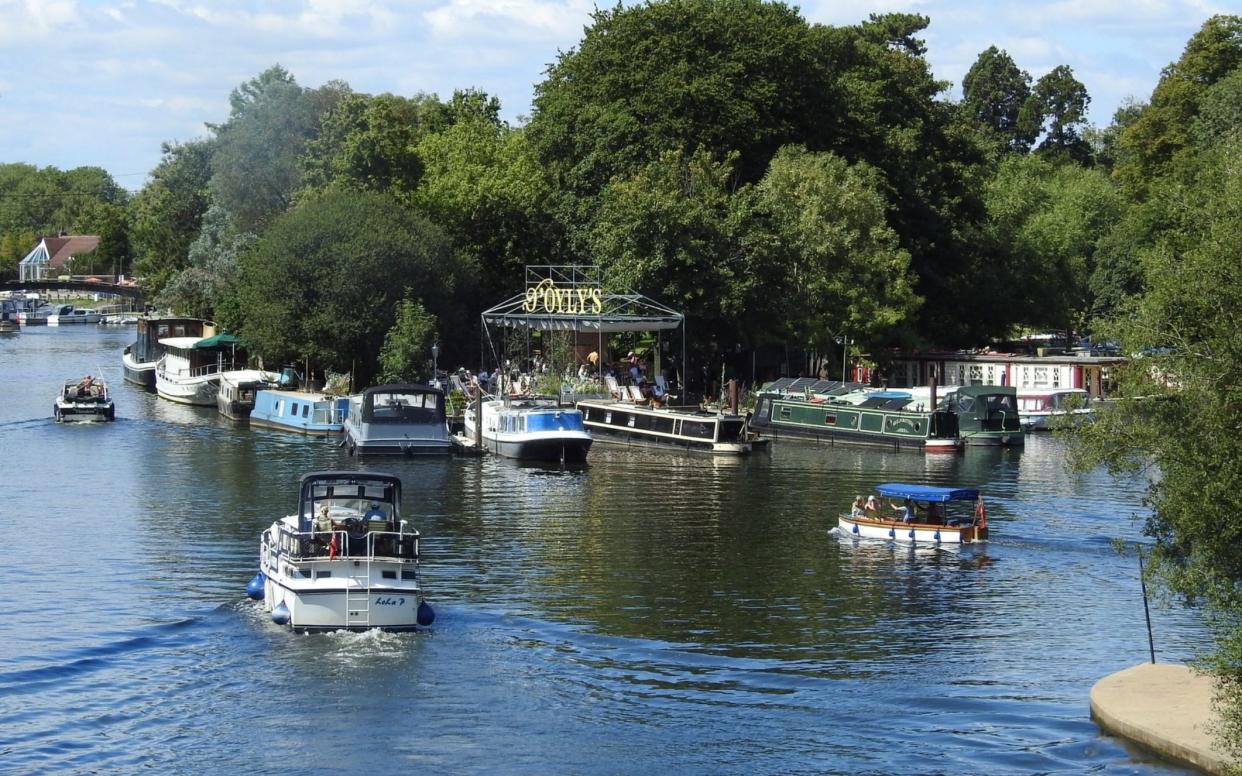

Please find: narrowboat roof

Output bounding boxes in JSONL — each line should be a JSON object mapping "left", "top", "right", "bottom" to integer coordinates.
{"left": 876, "top": 483, "right": 980, "bottom": 502}
{"left": 361, "top": 383, "right": 443, "bottom": 396}
{"left": 158, "top": 336, "right": 205, "bottom": 349}
{"left": 954, "top": 384, "right": 1017, "bottom": 397}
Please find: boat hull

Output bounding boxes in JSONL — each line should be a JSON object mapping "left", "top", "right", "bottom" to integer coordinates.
{"left": 346, "top": 437, "right": 454, "bottom": 456}
{"left": 837, "top": 514, "right": 985, "bottom": 544}
{"left": 155, "top": 372, "right": 219, "bottom": 406}
{"left": 122, "top": 351, "right": 157, "bottom": 389}
{"left": 487, "top": 433, "right": 592, "bottom": 462}
{"left": 577, "top": 400, "right": 751, "bottom": 455}
{"left": 262, "top": 575, "right": 424, "bottom": 632}
{"left": 55, "top": 403, "right": 115, "bottom": 422}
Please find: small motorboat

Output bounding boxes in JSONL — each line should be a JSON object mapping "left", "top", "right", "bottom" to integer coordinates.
{"left": 343, "top": 384, "right": 453, "bottom": 456}
{"left": 54, "top": 376, "right": 116, "bottom": 422}
{"left": 838, "top": 483, "right": 988, "bottom": 544}
{"left": 252, "top": 471, "right": 434, "bottom": 632}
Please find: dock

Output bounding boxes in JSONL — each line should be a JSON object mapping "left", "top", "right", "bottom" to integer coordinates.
{"left": 1090, "top": 663, "right": 1232, "bottom": 774}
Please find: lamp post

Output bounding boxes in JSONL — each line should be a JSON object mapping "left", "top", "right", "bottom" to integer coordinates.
{"left": 431, "top": 342, "right": 440, "bottom": 389}
{"left": 841, "top": 335, "right": 849, "bottom": 384}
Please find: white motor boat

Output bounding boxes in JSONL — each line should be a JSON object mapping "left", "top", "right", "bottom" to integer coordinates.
{"left": 463, "top": 396, "right": 592, "bottom": 462}
{"left": 47, "top": 305, "right": 103, "bottom": 325}
{"left": 251, "top": 471, "right": 434, "bottom": 632}
{"left": 54, "top": 376, "right": 116, "bottom": 422}
{"left": 1017, "top": 388, "right": 1095, "bottom": 430}
{"left": 343, "top": 384, "right": 453, "bottom": 456}
{"left": 154, "top": 333, "right": 245, "bottom": 406}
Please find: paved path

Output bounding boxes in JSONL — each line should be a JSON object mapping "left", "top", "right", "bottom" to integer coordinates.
{"left": 1091, "top": 663, "right": 1232, "bottom": 774}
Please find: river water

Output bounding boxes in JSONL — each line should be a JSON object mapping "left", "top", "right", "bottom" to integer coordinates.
{"left": 0, "top": 325, "right": 1206, "bottom": 774}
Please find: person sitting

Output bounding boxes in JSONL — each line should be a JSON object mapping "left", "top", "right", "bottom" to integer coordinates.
{"left": 76, "top": 375, "right": 94, "bottom": 398}
{"left": 926, "top": 503, "right": 944, "bottom": 525}
{"left": 891, "top": 498, "right": 916, "bottom": 524}
{"left": 364, "top": 502, "right": 390, "bottom": 554}
{"left": 851, "top": 495, "right": 865, "bottom": 518}
{"left": 864, "top": 495, "right": 879, "bottom": 518}
{"left": 313, "top": 503, "right": 335, "bottom": 555}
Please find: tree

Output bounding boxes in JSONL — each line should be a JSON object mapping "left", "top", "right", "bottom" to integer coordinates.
{"left": 1027, "top": 65, "right": 1092, "bottom": 162}
{"left": 961, "top": 46, "right": 1036, "bottom": 152}
{"left": 227, "top": 189, "right": 473, "bottom": 385}
{"left": 1066, "top": 133, "right": 1242, "bottom": 759}
{"left": 209, "top": 65, "right": 350, "bottom": 232}
{"left": 157, "top": 205, "right": 255, "bottom": 319}
{"left": 378, "top": 296, "right": 439, "bottom": 384}
{"left": 128, "top": 140, "right": 214, "bottom": 295}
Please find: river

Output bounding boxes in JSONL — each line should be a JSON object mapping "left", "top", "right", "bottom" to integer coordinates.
{"left": 0, "top": 325, "right": 1205, "bottom": 774}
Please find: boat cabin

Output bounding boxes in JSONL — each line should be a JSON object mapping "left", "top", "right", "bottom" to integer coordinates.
{"left": 272, "top": 471, "right": 419, "bottom": 561}
{"left": 344, "top": 384, "right": 452, "bottom": 455}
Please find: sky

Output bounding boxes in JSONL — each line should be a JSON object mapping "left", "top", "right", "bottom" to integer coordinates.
{"left": 1, "top": 0, "right": 1238, "bottom": 190}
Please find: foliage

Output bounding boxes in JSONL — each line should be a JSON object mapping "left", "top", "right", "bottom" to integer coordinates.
{"left": 1028, "top": 65, "right": 1093, "bottom": 163}
{"left": 156, "top": 205, "right": 255, "bottom": 319}
{"left": 209, "top": 65, "right": 350, "bottom": 233}
{"left": 377, "top": 296, "right": 438, "bottom": 384}
{"left": 128, "top": 140, "right": 214, "bottom": 295}
{"left": 960, "top": 46, "right": 1036, "bottom": 153}
{"left": 227, "top": 189, "right": 472, "bottom": 385}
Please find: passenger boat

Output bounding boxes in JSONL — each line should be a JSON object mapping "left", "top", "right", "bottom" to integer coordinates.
{"left": 47, "top": 305, "right": 102, "bottom": 325}
{"left": 54, "top": 376, "right": 115, "bottom": 422}
{"left": 218, "top": 369, "right": 278, "bottom": 420}
{"left": 1017, "top": 388, "right": 1094, "bottom": 430}
{"left": 750, "top": 379, "right": 961, "bottom": 452}
{"left": 576, "top": 398, "right": 751, "bottom": 454}
{"left": 343, "top": 384, "right": 453, "bottom": 456}
{"left": 250, "top": 389, "right": 349, "bottom": 436}
{"left": 123, "top": 317, "right": 213, "bottom": 389}
{"left": 463, "top": 396, "right": 592, "bottom": 462}
{"left": 154, "top": 333, "right": 245, "bottom": 406}
{"left": 251, "top": 471, "right": 434, "bottom": 632}
{"left": 838, "top": 483, "right": 988, "bottom": 544}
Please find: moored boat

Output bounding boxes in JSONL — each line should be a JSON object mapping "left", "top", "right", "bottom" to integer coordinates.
{"left": 218, "top": 369, "right": 278, "bottom": 420}
{"left": 250, "top": 389, "right": 349, "bottom": 436}
{"left": 1017, "top": 388, "right": 1094, "bottom": 431}
{"left": 464, "top": 396, "right": 592, "bottom": 462}
{"left": 576, "top": 398, "right": 751, "bottom": 454}
{"left": 0, "top": 298, "right": 19, "bottom": 333}
{"left": 943, "top": 385, "right": 1025, "bottom": 447}
{"left": 154, "top": 333, "right": 245, "bottom": 406}
{"left": 123, "top": 317, "right": 214, "bottom": 389}
{"left": 838, "top": 483, "right": 988, "bottom": 544}
{"left": 54, "top": 375, "right": 115, "bottom": 422}
{"left": 47, "top": 305, "right": 102, "bottom": 325}
{"left": 343, "top": 384, "right": 453, "bottom": 456}
{"left": 252, "top": 471, "right": 434, "bottom": 632}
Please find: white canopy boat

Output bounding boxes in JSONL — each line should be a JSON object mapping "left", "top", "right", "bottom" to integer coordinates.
{"left": 838, "top": 483, "right": 988, "bottom": 545}
{"left": 250, "top": 471, "right": 434, "bottom": 632}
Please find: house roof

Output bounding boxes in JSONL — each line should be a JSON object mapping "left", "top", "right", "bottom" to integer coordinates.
{"left": 19, "top": 235, "right": 100, "bottom": 268}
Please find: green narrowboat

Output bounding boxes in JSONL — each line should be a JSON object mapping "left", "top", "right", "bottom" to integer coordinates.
{"left": 942, "top": 384, "right": 1024, "bottom": 446}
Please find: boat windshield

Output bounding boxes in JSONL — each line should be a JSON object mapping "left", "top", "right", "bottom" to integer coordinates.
{"left": 364, "top": 389, "right": 444, "bottom": 424}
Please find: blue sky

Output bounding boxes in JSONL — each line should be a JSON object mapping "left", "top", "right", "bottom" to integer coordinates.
{"left": 1, "top": 0, "right": 1237, "bottom": 190}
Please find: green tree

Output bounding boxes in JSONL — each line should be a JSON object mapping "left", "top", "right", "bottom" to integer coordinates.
{"left": 1027, "top": 65, "right": 1092, "bottom": 162}
{"left": 157, "top": 205, "right": 255, "bottom": 318}
{"left": 128, "top": 140, "right": 214, "bottom": 295}
{"left": 227, "top": 189, "right": 473, "bottom": 385}
{"left": 378, "top": 296, "right": 439, "bottom": 383}
{"left": 1066, "top": 133, "right": 1242, "bottom": 759}
{"left": 961, "top": 46, "right": 1035, "bottom": 152}
{"left": 210, "top": 65, "right": 350, "bottom": 232}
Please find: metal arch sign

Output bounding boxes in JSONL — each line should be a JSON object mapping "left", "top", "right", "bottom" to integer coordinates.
{"left": 522, "top": 278, "right": 603, "bottom": 315}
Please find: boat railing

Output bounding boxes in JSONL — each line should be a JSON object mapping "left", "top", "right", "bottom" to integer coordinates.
{"left": 311, "top": 405, "right": 343, "bottom": 425}
{"left": 266, "top": 524, "right": 419, "bottom": 562}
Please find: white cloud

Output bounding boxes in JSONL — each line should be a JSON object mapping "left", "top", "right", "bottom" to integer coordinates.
{"left": 424, "top": 0, "right": 594, "bottom": 41}
{"left": 0, "top": 0, "right": 80, "bottom": 41}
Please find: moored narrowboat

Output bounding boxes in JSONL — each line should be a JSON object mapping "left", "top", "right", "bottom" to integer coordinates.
{"left": 576, "top": 398, "right": 751, "bottom": 455}
{"left": 250, "top": 389, "right": 349, "bottom": 436}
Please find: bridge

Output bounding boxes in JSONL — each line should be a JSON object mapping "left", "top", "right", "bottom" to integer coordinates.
{"left": 2, "top": 279, "right": 145, "bottom": 305}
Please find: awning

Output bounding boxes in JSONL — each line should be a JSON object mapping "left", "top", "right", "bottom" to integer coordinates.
{"left": 876, "top": 483, "right": 980, "bottom": 502}
{"left": 192, "top": 333, "right": 242, "bottom": 349}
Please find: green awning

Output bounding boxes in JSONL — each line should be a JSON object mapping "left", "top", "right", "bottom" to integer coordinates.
{"left": 192, "top": 333, "right": 242, "bottom": 349}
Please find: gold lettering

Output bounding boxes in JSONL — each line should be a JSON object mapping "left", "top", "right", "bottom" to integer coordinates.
{"left": 576, "top": 288, "right": 589, "bottom": 314}
{"left": 542, "top": 284, "right": 557, "bottom": 313}
{"left": 591, "top": 288, "right": 602, "bottom": 314}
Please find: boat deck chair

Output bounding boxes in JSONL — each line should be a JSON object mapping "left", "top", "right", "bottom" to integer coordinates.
{"left": 605, "top": 374, "right": 622, "bottom": 400}
{"left": 627, "top": 385, "right": 650, "bottom": 404}
{"left": 656, "top": 375, "right": 677, "bottom": 403}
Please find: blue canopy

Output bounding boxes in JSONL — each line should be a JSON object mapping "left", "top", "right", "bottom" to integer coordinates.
{"left": 876, "top": 483, "right": 980, "bottom": 502}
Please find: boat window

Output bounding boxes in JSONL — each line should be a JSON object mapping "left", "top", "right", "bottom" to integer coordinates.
{"left": 382, "top": 570, "right": 397, "bottom": 580}
{"left": 366, "top": 390, "right": 443, "bottom": 423}
{"left": 604, "top": 411, "right": 612, "bottom": 424}
{"left": 824, "top": 414, "right": 836, "bottom": 425}
{"left": 316, "top": 571, "right": 332, "bottom": 579}
{"left": 627, "top": 414, "right": 636, "bottom": 428}
{"left": 402, "top": 570, "right": 417, "bottom": 580}
{"left": 754, "top": 397, "right": 770, "bottom": 422}
{"left": 957, "top": 396, "right": 975, "bottom": 413}
{"left": 302, "top": 404, "right": 310, "bottom": 418}
{"left": 717, "top": 420, "right": 744, "bottom": 442}
{"left": 779, "top": 406, "right": 791, "bottom": 419}
{"left": 682, "top": 421, "right": 713, "bottom": 439}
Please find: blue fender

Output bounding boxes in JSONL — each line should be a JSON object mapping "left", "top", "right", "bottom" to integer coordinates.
{"left": 246, "top": 572, "right": 265, "bottom": 600}
{"left": 907, "top": 529, "right": 916, "bottom": 540}
{"left": 888, "top": 527, "right": 895, "bottom": 538}
{"left": 851, "top": 523, "right": 860, "bottom": 535}
{"left": 417, "top": 600, "right": 436, "bottom": 626}
{"left": 271, "top": 601, "right": 291, "bottom": 626}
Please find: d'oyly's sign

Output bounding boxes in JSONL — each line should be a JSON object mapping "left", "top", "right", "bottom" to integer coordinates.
{"left": 522, "top": 278, "right": 603, "bottom": 315}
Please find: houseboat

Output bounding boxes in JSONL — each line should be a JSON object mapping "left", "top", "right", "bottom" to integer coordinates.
{"left": 1016, "top": 387, "right": 1096, "bottom": 430}
{"left": 54, "top": 375, "right": 115, "bottom": 422}
{"left": 47, "top": 305, "right": 103, "bottom": 325}
{"left": 122, "top": 317, "right": 213, "bottom": 389}
{"left": 343, "top": 384, "right": 453, "bottom": 456}
{"left": 154, "top": 333, "right": 245, "bottom": 406}
{"left": 882, "top": 348, "right": 1122, "bottom": 405}
{"left": 249, "top": 389, "right": 349, "bottom": 436}
{"left": 576, "top": 398, "right": 751, "bottom": 455}
{"left": 464, "top": 396, "right": 592, "bottom": 462}
{"left": 252, "top": 470, "right": 434, "bottom": 632}
{"left": 838, "top": 483, "right": 988, "bottom": 544}
{"left": 750, "top": 379, "right": 961, "bottom": 452}
{"left": 937, "top": 384, "right": 1024, "bottom": 447}
{"left": 218, "top": 369, "right": 278, "bottom": 420}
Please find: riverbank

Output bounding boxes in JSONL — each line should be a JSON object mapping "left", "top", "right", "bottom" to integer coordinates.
{"left": 1091, "top": 662, "right": 1232, "bottom": 774}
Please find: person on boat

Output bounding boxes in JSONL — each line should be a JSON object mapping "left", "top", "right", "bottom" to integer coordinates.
{"left": 851, "top": 496, "right": 865, "bottom": 517}
{"left": 864, "top": 495, "right": 879, "bottom": 518}
{"left": 364, "top": 502, "right": 386, "bottom": 525}
{"left": 926, "top": 502, "right": 944, "bottom": 525}
{"left": 76, "top": 375, "right": 94, "bottom": 397}
{"left": 628, "top": 352, "right": 643, "bottom": 386}
{"left": 891, "top": 498, "right": 916, "bottom": 523}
